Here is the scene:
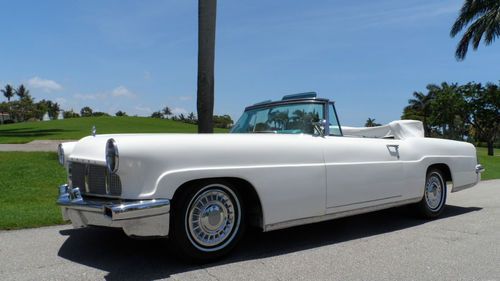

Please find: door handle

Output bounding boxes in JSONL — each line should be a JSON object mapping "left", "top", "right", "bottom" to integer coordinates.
{"left": 386, "top": 144, "right": 400, "bottom": 159}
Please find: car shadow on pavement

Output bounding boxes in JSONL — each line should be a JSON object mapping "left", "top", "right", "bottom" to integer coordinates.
{"left": 57, "top": 204, "right": 481, "bottom": 281}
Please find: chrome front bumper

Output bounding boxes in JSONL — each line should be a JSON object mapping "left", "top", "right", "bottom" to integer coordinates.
{"left": 57, "top": 184, "right": 170, "bottom": 237}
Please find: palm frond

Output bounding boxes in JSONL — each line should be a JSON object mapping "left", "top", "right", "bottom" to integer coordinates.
{"left": 484, "top": 9, "right": 500, "bottom": 44}
{"left": 451, "top": 0, "right": 493, "bottom": 36}
{"left": 452, "top": 0, "right": 500, "bottom": 60}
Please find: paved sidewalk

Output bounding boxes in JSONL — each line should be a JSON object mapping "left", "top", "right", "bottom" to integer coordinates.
{"left": 0, "top": 140, "right": 75, "bottom": 152}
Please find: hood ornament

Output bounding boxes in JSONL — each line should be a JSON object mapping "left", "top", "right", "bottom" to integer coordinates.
{"left": 92, "top": 125, "right": 96, "bottom": 137}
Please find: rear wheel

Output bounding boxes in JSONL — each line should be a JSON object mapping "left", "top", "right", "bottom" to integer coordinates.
{"left": 415, "top": 169, "right": 447, "bottom": 218}
{"left": 171, "top": 180, "right": 245, "bottom": 262}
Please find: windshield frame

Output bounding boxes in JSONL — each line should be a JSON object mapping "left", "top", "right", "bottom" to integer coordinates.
{"left": 231, "top": 98, "right": 343, "bottom": 136}
{"left": 327, "top": 101, "right": 343, "bottom": 136}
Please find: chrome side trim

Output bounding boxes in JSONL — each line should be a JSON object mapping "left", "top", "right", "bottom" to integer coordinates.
{"left": 329, "top": 195, "right": 402, "bottom": 209}
{"left": 263, "top": 197, "right": 421, "bottom": 232}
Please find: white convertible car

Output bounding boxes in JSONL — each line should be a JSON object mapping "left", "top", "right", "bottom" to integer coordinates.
{"left": 57, "top": 92, "right": 484, "bottom": 261}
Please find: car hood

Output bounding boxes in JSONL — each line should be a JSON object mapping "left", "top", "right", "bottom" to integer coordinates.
{"left": 65, "top": 133, "right": 319, "bottom": 165}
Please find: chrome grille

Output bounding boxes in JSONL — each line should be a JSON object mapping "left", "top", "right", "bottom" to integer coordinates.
{"left": 69, "top": 162, "right": 122, "bottom": 197}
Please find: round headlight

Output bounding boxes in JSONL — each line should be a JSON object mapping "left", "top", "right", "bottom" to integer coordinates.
{"left": 105, "top": 138, "right": 119, "bottom": 173}
{"left": 58, "top": 144, "right": 65, "bottom": 166}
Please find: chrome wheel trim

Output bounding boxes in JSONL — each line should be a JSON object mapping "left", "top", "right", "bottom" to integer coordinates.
{"left": 185, "top": 184, "right": 241, "bottom": 252}
{"left": 425, "top": 172, "right": 445, "bottom": 211}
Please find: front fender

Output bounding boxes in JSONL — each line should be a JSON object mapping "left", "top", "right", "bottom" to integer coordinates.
{"left": 154, "top": 164, "right": 326, "bottom": 227}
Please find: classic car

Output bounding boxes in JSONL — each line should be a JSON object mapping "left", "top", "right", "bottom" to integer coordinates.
{"left": 57, "top": 92, "right": 484, "bottom": 261}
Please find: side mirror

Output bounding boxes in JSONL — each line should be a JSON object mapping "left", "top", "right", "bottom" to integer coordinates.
{"left": 312, "top": 119, "right": 327, "bottom": 137}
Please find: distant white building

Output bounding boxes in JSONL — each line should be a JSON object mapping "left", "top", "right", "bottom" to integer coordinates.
{"left": 0, "top": 112, "right": 11, "bottom": 124}
{"left": 43, "top": 112, "right": 50, "bottom": 121}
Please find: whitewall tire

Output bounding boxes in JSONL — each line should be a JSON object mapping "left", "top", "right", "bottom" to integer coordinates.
{"left": 171, "top": 180, "right": 245, "bottom": 262}
{"left": 416, "top": 169, "right": 447, "bottom": 218}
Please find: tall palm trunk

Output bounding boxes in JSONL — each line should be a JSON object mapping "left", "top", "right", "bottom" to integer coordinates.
{"left": 197, "top": 0, "right": 217, "bottom": 133}
{"left": 487, "top": 140, "right": 494, "bottom": 156}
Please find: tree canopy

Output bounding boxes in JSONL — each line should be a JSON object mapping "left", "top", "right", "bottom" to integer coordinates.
{"left": 402, "top": 81, "right": 499, "bottom": 155}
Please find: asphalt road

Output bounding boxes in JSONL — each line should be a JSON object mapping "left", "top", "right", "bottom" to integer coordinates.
{"left": 1, "top": 180, "right": 499, "bottom": 281}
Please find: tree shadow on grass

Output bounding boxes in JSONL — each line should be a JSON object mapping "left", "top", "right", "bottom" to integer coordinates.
{"left": 57, "top": 204, "right": 481, "bottom": 280}
{"left": 0, "top": 128, "right": 75, "bottom": 138}
{"left": 0, "top": 127, "right": 33, "bottom": 132}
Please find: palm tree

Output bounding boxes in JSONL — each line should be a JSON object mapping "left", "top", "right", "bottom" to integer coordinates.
{"left": 197, "top": 0, "right": 217, "bottom": 133}
{"left": 365, "top": 118, "right": 381, "bottom": 127}
{"left": 450, "top": 0, "right": 500, "bottom": 60}
{"left": 15, "top": 84, "right": 29, "bottom": 99}
{"left": 406, "top": 91, "right": 434, "bottom": 136}
{"left": 1, "top": 84, "right": 14, "bottom": 102}
{"left": 162, "top": 106, "right": 172, "bottom": 119}
{"left": 187, "top": 112, "right": 197, "bottom": 123}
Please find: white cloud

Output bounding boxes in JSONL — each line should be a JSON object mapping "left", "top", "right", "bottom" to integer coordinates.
{"left": 73, "top": 86, "right": 136, "bottom": 101}
{"left": 55, "top": 97, "right": 67, "bottom": 106}
{"left": 111, "top": 86, "right": 136, "bottom": 98}
{"left": 358, "top": 2, "right": 461, "bottom": 28}
{"left": 172, "top": 107, "right": 188, "bottom": 115}
{"left": 134, "top": 105, "right": 152, "bottom": 113}
{"left": 177, "top": 95, "right": 192, "bottom": 101}
{"left": 27, "top": 76, "right": 63, "bottom": 92}
{"left": 73, "top": 93, "right": 106, "bottom": 100}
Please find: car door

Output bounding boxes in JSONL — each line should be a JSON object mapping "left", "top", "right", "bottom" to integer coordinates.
{"left": 323, "top": 136, "right": 406, "bottom": 212}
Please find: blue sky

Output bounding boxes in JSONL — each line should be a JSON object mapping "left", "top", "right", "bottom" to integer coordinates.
{"left": 0, "top": 0, "right": 498, "bottom": 126}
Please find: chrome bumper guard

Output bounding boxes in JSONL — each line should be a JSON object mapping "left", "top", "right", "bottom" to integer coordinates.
{"left": 475, "top": 164, "right": 485, "bottom": 174}
{"left": 57, "top": 184, "right": 170, "bottom": 237}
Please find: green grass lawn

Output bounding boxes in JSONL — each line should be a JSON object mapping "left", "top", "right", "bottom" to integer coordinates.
{"left": 477, "top": 147, "right": 499, "bottom": 180}
{"left": 0, "top": 116, "right": 228, "bottom": 144}
{"left": 0, "top": 152, "right": 66, "bottom": 229}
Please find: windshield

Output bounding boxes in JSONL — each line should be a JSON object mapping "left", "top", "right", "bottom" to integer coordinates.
{"left": 230, "top": 102, "right": 324, "bottom": 134}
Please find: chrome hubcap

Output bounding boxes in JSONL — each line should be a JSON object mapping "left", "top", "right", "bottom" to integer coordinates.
{"left": 186, "top": 185, "right": 240, "bottom": 251}
{"left": 425, "top": 174, "right": 443, "bottom": 210}
{"left": 201, "top": 204, "right": 225, "bottom": 231}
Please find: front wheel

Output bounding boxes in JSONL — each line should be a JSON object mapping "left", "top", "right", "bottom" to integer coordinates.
{"left": 415, "top": 169, "right": 447, "bottom": 218}
{"left": 170, "top": 180, "right": 245, "bottom": 262}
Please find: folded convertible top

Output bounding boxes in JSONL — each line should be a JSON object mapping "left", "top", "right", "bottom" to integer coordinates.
{"left": 341, "top": 120, "right": 424, "bottom": 139}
